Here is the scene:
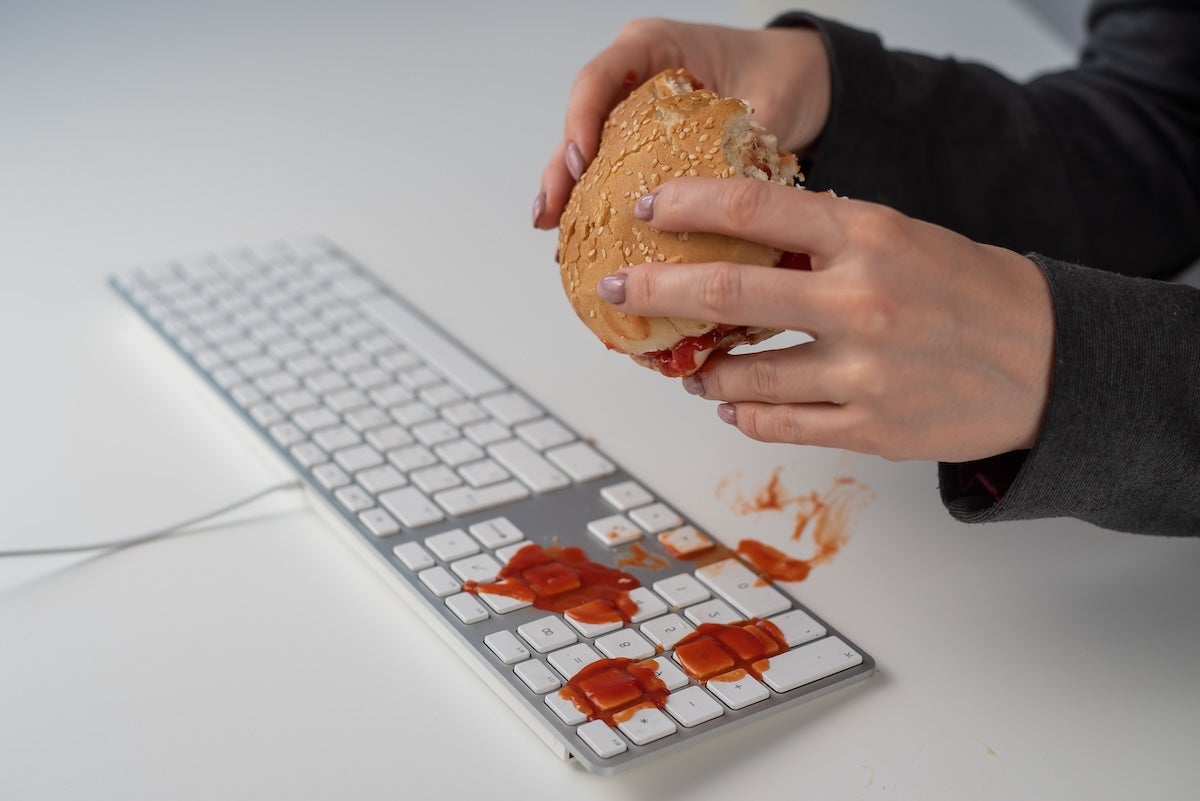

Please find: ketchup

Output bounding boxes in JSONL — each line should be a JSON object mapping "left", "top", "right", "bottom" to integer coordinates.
{"left": 464, "top": 543, "right": 640, "bottom": 624}
{"left": 672, "top": 620, "right": 787, "bottom": 682}
{"left": 558, "top": 657, "right": 669, "bottom": 725}
{"left": 643, "top": 325, "right": 740, "bottom": 378}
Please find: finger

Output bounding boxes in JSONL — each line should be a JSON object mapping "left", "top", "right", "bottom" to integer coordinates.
{"left": 615, "top": 260, "right": 834, "bottom": 334}
{"left": 688, "top": 344, "right": 842, "bottom": 405}
{"left": 719, "top": 401, "right": 859, "bottom": 450}
{"left": 535, "top": 140, "right": 575, "bottom": 230}
{"left": 540, "top": 21, "right": 693, "bottom": 227}
{"left": 641, "top": 177, "right": 849, "bottom": 260}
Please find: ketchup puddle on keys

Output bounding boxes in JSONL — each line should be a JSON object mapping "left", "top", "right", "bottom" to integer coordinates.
{"left": 463, "top": 467, "right": 872, "bottom": 725}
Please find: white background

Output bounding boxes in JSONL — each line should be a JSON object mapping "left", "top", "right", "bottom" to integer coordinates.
{"left": 2, "top": 1, "right": 1197, "bottom": 799}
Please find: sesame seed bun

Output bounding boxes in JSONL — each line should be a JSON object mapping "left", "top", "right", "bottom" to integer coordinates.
{"left": 557, "top": 68, "right": 802, "bottom": 378}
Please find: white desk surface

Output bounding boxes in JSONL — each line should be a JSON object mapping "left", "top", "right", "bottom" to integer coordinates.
{"left": 2, "top": 1, "right": 1197, "bottom": 798}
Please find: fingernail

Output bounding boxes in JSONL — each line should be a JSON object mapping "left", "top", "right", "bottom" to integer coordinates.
{"left": 532, "top": 189, "right": 546, "bottom": 227}
{"left": 596, "top": 273, "right": 627, "bottom": 304}
{"left": 717, "top": 403, "right": 737, "bottom": 425}
{"left": 634, "top": 192, "right": 656, "bottom": 221}
{"left": 565, "top": 141, "right": 586, "bottom": 181}
{"left": 682, "top": 375, "right": 704, "bottom": 396}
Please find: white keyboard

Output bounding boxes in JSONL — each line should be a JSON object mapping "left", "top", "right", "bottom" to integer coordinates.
{"left": 110, "top": 237, "right": 874, "bottom": 774}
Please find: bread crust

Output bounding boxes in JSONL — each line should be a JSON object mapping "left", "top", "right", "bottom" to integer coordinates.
{"left": 557, "top": 68, "right": 799, "bottom": 376}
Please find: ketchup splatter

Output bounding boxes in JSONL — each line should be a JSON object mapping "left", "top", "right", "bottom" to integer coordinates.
{"left": 672, "top": 620, "right": 787, "bottom": 681}
{"left": 464, "top": 543, "right": 640, "bottom": 624}
{"left": 719, "top": 470, "right": 874, "bottom": 584}
{"left": 617, "top": 542, "right": 669, "bottom": 571}
{"left": 558, "top": 657, "right": 669, "bottom": 725}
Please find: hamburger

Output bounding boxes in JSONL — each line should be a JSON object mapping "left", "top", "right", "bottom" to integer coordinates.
{"left": 557, "top": 68, "right": 808, "bottom": 378}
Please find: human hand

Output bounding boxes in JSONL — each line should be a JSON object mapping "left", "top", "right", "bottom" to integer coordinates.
{"left": 596, "top": 179, "right": 1055, "bottom": 463}
{"left": 532, "top": 18, "right": 830, "bottom": 229}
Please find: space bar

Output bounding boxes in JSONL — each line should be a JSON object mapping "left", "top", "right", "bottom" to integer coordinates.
{"left": 358, "top": 294, "right": 506, "bottom": 398}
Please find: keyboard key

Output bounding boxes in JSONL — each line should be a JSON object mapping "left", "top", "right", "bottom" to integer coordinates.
{"left": 628, "top": 502, "right": 682, "bottom": 534}
{"left": 449, "top": 553, "right": 502, "bottom": 583}
{"left": 706, "top": 671, "right": 770, "bottom": 710}
{"left": 696, "top": 559, "right": 791, "bottom": 619}
{"left": 545, "top": 693, "right": 588, "bottom": 725}
{"left": 392, "top": 540, "right": 434, "bottom": 570}
{"left": 594, "top": 629, "right": 656, "bottom": 661}
{"left": 564, "top": 607, "right": 624, "bottom": 638}
{"left": 484, "top": 438, "right": 568, "bottom": 494}
{"left": 344, "top": 406, "right": 391, "bottom": 432}
{"left": 457, "top": 458, "right": 510, "bottom": 488}
{"left": 434, "top": 481, "right": 529, "bottom": 517}
{"left": 311, "top": 463, "right": 351, "bottom": 490}
{"left": 652, "top": 574, "right": 710, "bottom": 608}
{"left": 640, "top": 614, "right": 694, "bottom": 650}
{"left": 425, "top": 529, "right": 480, "bottom": 562}
{"left": 391, "top": 400, "right": 438, "bottom": 427}
{"left": 757, "top": 636, "right": 863, "bottom": 693}
{"left": 360, "top": 508, "right": 400, "bottom": 537}
{"left": 626, "top": 587, "right": 669, "bottom": 623}
{"left": 293, "top": 407, "right": 340, "bottom": 433}
{"left": 615, "top": 705, "right": 676, "bottom": 745}
{"left": 412, "top": 420, "right": 459, "bottom": 447}
{"left": 463, "top": 420, "right": 510, "bottom": 447}
{"left": 334, "top": 484, "right": 374, "bottom": 513}
{"left": 379, "top": 486, "right": 444, "bottom": 528}
{"left": 441, "top": 400, "right": 488, "bottom": 426}
{"left": 387, "top": 444, "right": 438, "bottom": 472}
{"left": 417, "top": 566, "right": 461, "bottom": 597}
{"left": 250, "top": 402, "right": 285, "bottom": 427}
{"left": 684, "top": 599, "right": 740, "bottom": 626}
{"left": 657, "top": 525, "right": 714, "bottom": 559}
{"left": 767, "top": 609, "right": 827, "bottom": 648}
{"left": 600, "top": 480, "right": 654, "bottom": 511}
{"left": 411, "top": 464, "right": 462, "bottom": 494}
{"left": 289, "top": 442, "right": 327, "bottom": 468}
{"left": 433, "top": 439, "right": 484, "bottom": 467}
{"left": 333, "top": 444, "right": 385, "bottom": 473}
{"left": 548, "top": 643, "right": 602, "bottom": 680}
{"left": 514, "top": 660, "right": 562, "bottom": 694}
{"left": 467, "top": 517, "right": 525, "bottom": 549}
{"left": 484, "top": 631, "right": 530, "bottom": 664}
{"left": 514, "top": 418, "right": 574, "bottom": 450}
{"left": 399, "top": 366, "right": 441, "bottom": 390}
{"left": 480, "top": 390, "right": 543, "bottom": 426}
{"left": 368, "top": 383, "right": 413, "bottom": 407}
{"left": 665, "top": 687, "right": 724, "bottom": 728}
{"left": 356, "top": 464, "right": 407, "bottom": 494}
{"left": 587, "top": 514, "right": 643, "bottom": 547}
{"left": 477, "top": 589, "right": 532, "bottom": 614}
{"left": 305, "top": 370, "right": 348, "bottom": 394}
{"left": 325, "top": 388, "right": 369, "bottom": 413}
{"left": 445, "top": 592, "right": 489, "bottom": 624}
{"left": 638, "top": 656, "right": 689, "bottom": 691}
{"left": 518, "top": 615, "right": 577, "bottom": 653}
{"left": 546, "top": 442, "right": 615, "bottom": 482}
{"left": 313, "top": 425, "right": 362, "bottom": 452}
{"left": 366, "top": 425, "right": 414, "bottom": 451}
{"left": 274, "top": 389, "right": 318, "bottom": 413}
{"left": 419, "top": 383, "right": 463, "bottom": 408}
{"left": 269, "top": 421, "right": 306, "bottom": 447}
{"left": 577, "top": 720, "right": 627, "bottom": 759}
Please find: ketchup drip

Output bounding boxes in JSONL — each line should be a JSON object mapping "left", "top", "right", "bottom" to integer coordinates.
{"left": 464, "top": 543, "right": 640, "bottom": 624}
{"left": 558, "top": 657, "right": 669, "bottom": 725}
{"left": 643, "top": 325, "right": 739, "bottom": 378}
{"left": 672, "top": 620, "right": 787, "bottom": 682}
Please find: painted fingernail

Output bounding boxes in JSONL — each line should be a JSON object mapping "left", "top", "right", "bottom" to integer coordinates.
{"left": 596, "top": 273, "right": 627, "bottom": 304}
{"left": 634, "top": 192, "right": 656, "bottom": 221}
{"left": 565, "top": 141, "right": 586, "bottom": 180}
{"left": 682, "top": 375, "right": 704, "bottom": 396}
{"left": 532, "top": 189, "right": 546, "bottom": 227}
{"left": 717, "top": 403, "right": 737, "bottom": 425}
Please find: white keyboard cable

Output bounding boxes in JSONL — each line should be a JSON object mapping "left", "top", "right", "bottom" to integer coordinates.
{"left": 0, "top": 479, "right": 305, "bottom": 559}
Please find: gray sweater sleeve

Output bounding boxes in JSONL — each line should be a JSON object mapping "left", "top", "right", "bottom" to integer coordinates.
{"left": 772, "top": 3, "right": 1200, "bottom": 535}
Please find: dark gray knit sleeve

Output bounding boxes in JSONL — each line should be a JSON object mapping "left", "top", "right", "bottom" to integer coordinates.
{"left": 939, "top": 256, "right": 1200, "bottom": 536}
